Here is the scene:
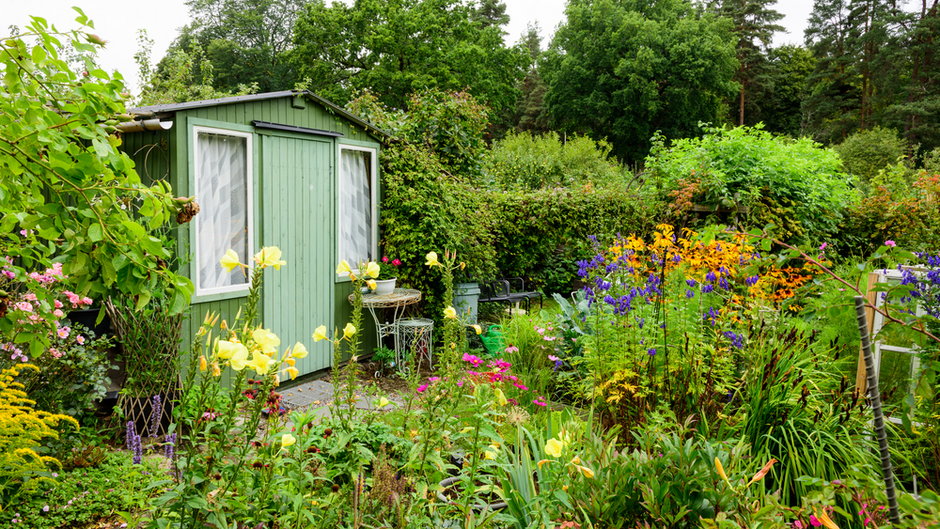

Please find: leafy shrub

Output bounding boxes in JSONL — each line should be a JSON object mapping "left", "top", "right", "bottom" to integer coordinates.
{"left": 21, "top": 323, "right": 114, "bottom": 418}
{"left": 646, "top": 125, "right": 856, "bottom": 243}
{"left": 839, "top": 172, "right": 940, "bottom": 255}
{"left": 835, "top": 126, "right": 910, "bottom": 187}
{"left": 0, "top": 451, "right": 163, "bottom": 528}
{"left": 483, "top": 132, "right": 627, "bottom": 189}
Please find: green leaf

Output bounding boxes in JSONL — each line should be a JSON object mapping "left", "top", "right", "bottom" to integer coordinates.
{"left": 88, "top": 222, "right": 103, "bottom": 242}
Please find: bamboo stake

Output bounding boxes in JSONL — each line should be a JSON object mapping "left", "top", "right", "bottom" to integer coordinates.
{"left": 854, "top": 296, "right": 901, "bottom": 525}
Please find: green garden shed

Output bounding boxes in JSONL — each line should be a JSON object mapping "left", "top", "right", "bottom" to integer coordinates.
{"left": 121, "top": 90, "right": 387, "bottom": 378}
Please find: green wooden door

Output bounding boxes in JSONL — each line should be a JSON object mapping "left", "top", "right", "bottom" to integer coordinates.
{"left": 260, "top": 133, "right": 334, "bottom": 375}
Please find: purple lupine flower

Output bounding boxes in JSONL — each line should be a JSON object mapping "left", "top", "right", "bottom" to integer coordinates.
{"left": 588, "top": 234, "right": 598, "bottom": 244}
{"left": 605, "top": 262, "right": 619, "bottom": 273}
{"left": 647, "top": 348, "right": 657, "bottom": 356}
{"left": 719, "top": 276, "right": 730, "bottom": 290}
{"left": 745, "top": 275, "right": 759, "bottom": 286}
{"left": 604, "top": 294, "right": 617, "bottom": 306}
{"left": 702, "top": 284, "right": 715, "bottom": 294}
{"left": 686, "top": 278, "right": 697, "bottom": 287}
{"left": 705, "top": 270, "right": 717, "bottom": 283}
{"left": 149, "top": 395, "right": 163, "bottom": 438}
{"left": 672, "top": 253, "right": 682, "bottom": 263}
{"left": 127, "top": 421, "right": 142, "bottom": 464}
{"left": 686, "top": 289, "right": 695, "bottom": 298}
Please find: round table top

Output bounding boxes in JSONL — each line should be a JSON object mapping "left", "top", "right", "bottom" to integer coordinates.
{"left": 349, "top": 288, "right": 422, "bottom": 308}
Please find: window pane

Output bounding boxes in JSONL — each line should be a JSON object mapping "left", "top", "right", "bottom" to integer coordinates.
{"left": 196, "top": 131, "right": 249, "bottom": 291}
{"left": 339, "top": 149, "right": 373, "bottom": 267}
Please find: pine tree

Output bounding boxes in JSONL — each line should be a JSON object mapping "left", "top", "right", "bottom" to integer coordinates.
{"left": 713, "top": 0, "right": 785, "bottom": 125}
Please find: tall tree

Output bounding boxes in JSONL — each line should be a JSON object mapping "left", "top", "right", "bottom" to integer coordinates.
{"left": 757, "top": 45, "right": 816, "bottom": 136}
{"left": 712, "top": 0, "right": 784, "bottom": 125}
{"left": 541, "top": 0, "right": 739, "bottom": 162}
{"left": 512, "top": 24, "right": 551, "bottom": 133}
{"left": 154, "top": 0, "right": 306, "bottom": 94}
{"left": 290, "top": 0, "right": 528, "bottom": 120}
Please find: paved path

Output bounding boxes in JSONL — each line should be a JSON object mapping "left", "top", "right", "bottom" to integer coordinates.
{"left": 279, "top": 377, "right": 406, "bottom": 418}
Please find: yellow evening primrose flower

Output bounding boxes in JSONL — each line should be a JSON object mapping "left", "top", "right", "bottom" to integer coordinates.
{"left": 211, "top": 362, "right": 221, "bottom": 377}
{"left": 544, "top": 438, "right": 565, "bottom": 458}
{"left": 336, "top": 260, "right": 352, "bottom": 274}
{"left": 366, "top": 279, "right": 377, "bottom": 290}
{"left": 252, "top": 328, "right": 281, "bottom": 355}
{"left": 217, "top": 340, "right": 248, "bottom": 360}
{"left": 576, "top": 465, "right": 595, "bottom": 479}
{"left": 342, "top": 323, "right": 356, "bottom": 339}
{"left": 248, "top": 353, "right": 274, "bottom": 375}
{"left": 376, "top": 397, "right": 391, "bottom": 408}
{"left": 285, "top": 357, "right": 296, "bottom": 367}
{"left": 425, "top": 251, "right": 440, "bottom": 267}
{"left": 443, "top": 306, "right": 457, "bottom": 319}
{"left": 281, "top": 433, "right": 296, "bottom": 448}
{"left": 471, "top": 324, "right": 482, "bottom": 334}
{"left": 220, "top": 249, "right": 242, "bottom": 272}
{"left": 312, "top": 325, "right": 328, "bottom": 342}
{"left": 285, "top": 366, "right": 299, "bottom": 380}
{"left": 364, "top": 261, "right": 381, "bottom": 279}
{"left": 290, "top": 342, "right": 309, "bottom": 359}
{"left": 229, "top": 346, "right": 250, "bottom": 371}
{"left": 494, "top": 388, "right": 508, "bottom": 406}
{"left": 253, "top": 246, "right": 286, "bottom": 270}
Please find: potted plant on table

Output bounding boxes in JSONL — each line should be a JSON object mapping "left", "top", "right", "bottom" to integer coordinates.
{"left": 374, "top": 256, "right": 402, "bottom": 295}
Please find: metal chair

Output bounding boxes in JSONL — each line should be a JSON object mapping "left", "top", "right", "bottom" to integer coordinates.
{"left": 505, "top": 277, "right": 543, "bottom": 312}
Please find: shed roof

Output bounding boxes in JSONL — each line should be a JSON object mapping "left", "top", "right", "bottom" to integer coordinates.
{"left": 128, "top": 90, "right": 391, "bottom": 141}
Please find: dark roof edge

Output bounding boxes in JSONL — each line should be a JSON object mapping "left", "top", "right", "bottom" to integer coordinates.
{"left": 128, "top": 90, "right": 392, "bottom": 141}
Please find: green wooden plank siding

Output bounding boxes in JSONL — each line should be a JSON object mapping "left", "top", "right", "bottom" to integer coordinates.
{"left": 260, "top": 133, "right": 334, "bottom": 374}
{"left": 121, "top": 94, "right": 381, "bottom": 378}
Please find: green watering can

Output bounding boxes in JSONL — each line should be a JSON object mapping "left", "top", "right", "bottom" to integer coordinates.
{"left": 479, "top": 325, "right": 506, "bottom": 355}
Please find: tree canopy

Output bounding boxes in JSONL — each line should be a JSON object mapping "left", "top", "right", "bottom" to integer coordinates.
{"left": 541, "top": 0, "right": 739, "bottom": 163}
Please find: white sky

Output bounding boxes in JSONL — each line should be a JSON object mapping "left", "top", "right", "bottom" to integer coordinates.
{"left": 2, "top": 0, "right": 814, "bottom": 96}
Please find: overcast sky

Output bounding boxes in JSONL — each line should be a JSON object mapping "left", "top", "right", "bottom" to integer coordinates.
{"left": 3, "top": 0, "right": 815, "bottom": 95}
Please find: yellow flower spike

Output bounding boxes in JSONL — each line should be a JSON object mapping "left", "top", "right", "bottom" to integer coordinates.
{"left": 220, "top": 249, "right": 242, "bottom": 272}
{"left": 494, "top": 387, "right": 508, "bottom": 406}
{"left": 544, "top": 438, "right": 564, "bottom": 458}
{"left": 198, "top": 355, "right": 208, "bottom": 372}
{"left": 290, "top": 342, "right": 309, "bottom": 359}
{"left": 425, "top": 251, "right": 440, "bottom": 267}
{"left": 251, "top": 328, "right": 281, "bottom": 355}
{"left": 229, "top": 347, "right": 249, "bottom": 371}
{"left": 281, "top": 433, "right": 296, "bottom": 448}
{"left": 342, "top": 323, "right": 356, "bottom": 339}
{"left": 366, "top": 279, "right": 377, "bottom": 290}
{"left": 217, "top": 340, "right": 248, "bottom": 360}
{"left": 336, "top": 260, "right": 352, "bottom": 274}
{"left": 312, "top": 325, "right": 328, "bottom": 342}
{"left": 443, "top": 306, "right": 457, "bottom": 319}
{"left": 364, "top": 261, "right": 381, "bottom": 279}
{"left": 471, "top": 324, "right": 482, "bottom": 335}
{"left": 285, "top": 366, "right": 299, "bottom": 380}
{"left": 253, "top": 246, "right": 286, "bottom": 270}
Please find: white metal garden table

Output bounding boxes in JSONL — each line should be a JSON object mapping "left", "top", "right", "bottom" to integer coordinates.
{"left": 349, "top": 288, "right": 422, "bottom": 356}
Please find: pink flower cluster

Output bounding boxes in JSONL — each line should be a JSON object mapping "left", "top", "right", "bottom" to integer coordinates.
{"left": 62, "top": 290, "right": 92, "bottom": 307}
{"left": 28, "top": 263, "right": 66, "bottom": 285}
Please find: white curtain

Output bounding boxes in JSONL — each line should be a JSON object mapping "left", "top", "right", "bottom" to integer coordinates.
{"left": 339, "top": 149, "right": 373, "bottom": 266}
{"left": 196, "top": 132, "right": 249, "bottom": 290}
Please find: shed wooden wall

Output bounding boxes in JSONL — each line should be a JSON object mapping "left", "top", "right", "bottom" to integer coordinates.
{"left": 120, "top": 95, "right": 379, "bottom": 379}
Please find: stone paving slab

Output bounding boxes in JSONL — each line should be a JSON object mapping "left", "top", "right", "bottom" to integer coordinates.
{"left": 280, "top": 379, "right": 334, "bottom": 409}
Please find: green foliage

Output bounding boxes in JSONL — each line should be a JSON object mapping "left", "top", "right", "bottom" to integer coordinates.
{"left": 291, "top": 0, "right": 528, "bottom": 121}
{"left": 835, "top": 126, "right": 910, "bottom": 187}
{"left": 0, "top": 15, "right": 193, "bottom": 309}
{"left": 483, "top": 132, "right": 627, "bottom": 189}
{"left": 646, "top": 125, "right": 856, "bottom": 243}
{"left": 20, "top": 323, "right": 114, "bottom": 418}
{"left": 758, "top": 45, "right": 816, "bottom": 137}
{"left": 541, "top": 0, "right": 739, "bottom": 162}
{"left": 0, "top": 452, "right": 164, "bottom": 528}
{"left": 487, "top": 186, "right": 662, "bottom": 293}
